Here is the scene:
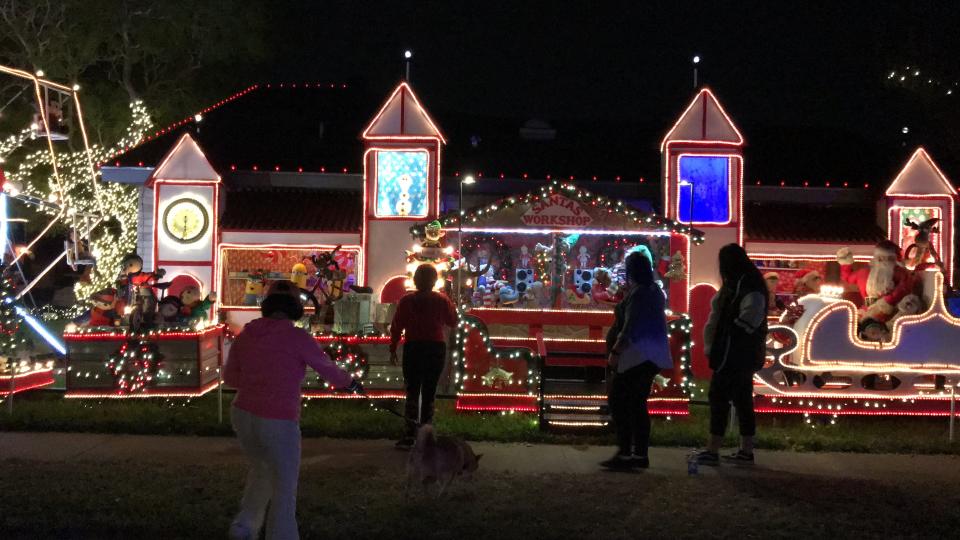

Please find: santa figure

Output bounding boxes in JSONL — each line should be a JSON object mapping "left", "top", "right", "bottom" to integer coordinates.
{"left": 837, "top": 240, "right": 913, "bottom": 323}
{"left": 792, "top": 269, "right": 822, "bottom": 297}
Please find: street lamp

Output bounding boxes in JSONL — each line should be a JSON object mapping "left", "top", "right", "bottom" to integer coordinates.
{"left": 692, "top": 55, "right": 701, "bottom": 89}
{"left": 457, "top": 175, "right": 476, "bottom": 306}
{"left": 403, "top": 50, "right": 413, "bottom": 81}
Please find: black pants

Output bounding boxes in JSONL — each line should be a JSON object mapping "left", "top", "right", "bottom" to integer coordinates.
{"left": 402, "top": 341, "right": 446, "bottom": 436}
{"left": 708, "top": 369, "right": 756, "bottom": 437}
{"left": 608, "top": 361, "right": 660, "bottom": 456}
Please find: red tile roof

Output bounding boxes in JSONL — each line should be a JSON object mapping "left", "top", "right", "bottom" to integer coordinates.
{"left": 220, "top": 187, "right": 361, "bottom": 232}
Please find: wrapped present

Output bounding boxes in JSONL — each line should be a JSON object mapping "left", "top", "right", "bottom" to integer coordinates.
{"left": 333, "top": 291, "right": 372, "bottom": 334}
{"left": 372, "top": 302, "right": 397, "bottom": 334}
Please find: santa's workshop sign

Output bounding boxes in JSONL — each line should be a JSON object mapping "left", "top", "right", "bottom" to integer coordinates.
{"left": 522, "top": 194, "right": 594, "bottom": 227}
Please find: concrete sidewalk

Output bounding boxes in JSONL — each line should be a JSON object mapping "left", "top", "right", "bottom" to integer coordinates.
{"left": 2, "top": 431, "right": 959, "bottom": 482}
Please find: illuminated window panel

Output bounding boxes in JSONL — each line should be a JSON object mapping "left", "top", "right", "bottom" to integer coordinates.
{"left": 677, "top": 156, "right": 730, "bottom": 224}
{"left": 895, "top": 207, "right": 941, "bottom": 265}
{"left": 375, "top": 150, "right": 429, "bottom": 218}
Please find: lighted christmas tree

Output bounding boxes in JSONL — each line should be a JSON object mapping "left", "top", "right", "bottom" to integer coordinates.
{"left": 0, "top": 266, "right": 30, "bottom": 376}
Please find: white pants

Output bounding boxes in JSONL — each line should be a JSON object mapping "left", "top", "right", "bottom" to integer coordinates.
{"left": 231, "top": 406, "right": 301, "bottom": 540}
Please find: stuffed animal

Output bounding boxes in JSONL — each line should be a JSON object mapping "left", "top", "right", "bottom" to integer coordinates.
{"left": 498, "top": 282, "right": 520, "bottom": 305}
{"left": 180, "top": 285, "right": 217, "bottom": 322}
{"left": 291, "top": 263, "right": 308, "bottom": 289}
{"left": 576, "top": 246, "right": 591, "bottom": 269}
{"left": 74, "top": 288, "right": 122, "bottom": 327}
{"left": 591, "top": 267, "right": 623, "bottom": 304}
{"left": 793, "top": 269, "right": 822, "bottom": 297}
{"left": 565, "top": 285, "right": 593, "bottom": 306}
{"left": 156, "top": 296, "right": 184, "bottom": 324}
{"left": 518, "top": 245, "right": 532, "bottom": 268}
{"left": 243, "top": 272, "right": 266, "bottom": 306}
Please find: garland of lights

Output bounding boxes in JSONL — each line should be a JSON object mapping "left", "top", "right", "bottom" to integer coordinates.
{"left": 105, "top": 339, "right": 161, "bottom": 394}
{"left": 323, "top": 341, "right": 369, "bottom": 380}
{"left": 667, "top": 315, "right": 695, "bottom": 395}
{"left": 453, "top": 312, "right": 541, "bottom": 395}
{"left": 410, "top": 180, "right": 705, "bottom": 244}
{"left": 5, "top": 101, "right": 153, "bottom": 300}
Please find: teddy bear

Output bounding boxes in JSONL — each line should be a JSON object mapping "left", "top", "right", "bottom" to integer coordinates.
{"left": 590, "top": 267, "right": 623, "bottom": 305}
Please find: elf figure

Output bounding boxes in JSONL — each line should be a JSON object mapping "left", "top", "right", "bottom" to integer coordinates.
{"left": 74, "top": 288, "right": 122, "bottom": 327}
{"left": 180, "top": 285, "right": 217, "bottom": 323}
{"left": 116, "top": 253, "right": 167, "bottom": 328}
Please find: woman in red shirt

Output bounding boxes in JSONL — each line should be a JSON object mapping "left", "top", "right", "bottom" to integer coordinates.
{"left": 390, "top": 264, "right": 458, "bottom": 448}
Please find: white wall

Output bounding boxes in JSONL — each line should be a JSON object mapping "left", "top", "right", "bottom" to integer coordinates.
{"left": 137, "top": 186, "right": 155, "bottom": 270}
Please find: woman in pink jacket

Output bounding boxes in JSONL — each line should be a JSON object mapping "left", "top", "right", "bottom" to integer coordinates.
{"left": 224, "top": 281, "right": 361, "bottom": 540}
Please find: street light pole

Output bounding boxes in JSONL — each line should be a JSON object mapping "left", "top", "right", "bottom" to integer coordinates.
{"left": 457, "top": 175, "right": 476, "bottom": 307}
{"left": 692, "top": 55, "right": 701, "bottom": 89}
{"left": 404, "top": 50, "right": 413, "bottom": 82}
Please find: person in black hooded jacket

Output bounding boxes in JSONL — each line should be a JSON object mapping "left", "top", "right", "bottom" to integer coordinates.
{"left": 694, "top": 244, "right": 768, "bottom": 465}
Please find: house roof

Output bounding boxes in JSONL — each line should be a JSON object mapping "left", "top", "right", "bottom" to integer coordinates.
{"left": 661, "top": 88, "right": 744, "bottom": 151}
{"left": 220, "top": 187, "right": 362, "bottom": 232}
{"left": 105, "top": 82, "right": 912, "bottom": 190}
{"left": 744, "top": 202, "right": 886, "bottom": 244}
{"left": 885, "top": 147, "right": 958, "bottom": 197}
{"left": 148, "top": 133, "right": 220, "bottom": 186}
{"left": 361, "top": 82, "right": 446, "bottom": 142}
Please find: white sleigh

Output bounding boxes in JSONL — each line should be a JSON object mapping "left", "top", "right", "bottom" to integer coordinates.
{"left": 757, "top": 272, "right": 960, "bottom": 399}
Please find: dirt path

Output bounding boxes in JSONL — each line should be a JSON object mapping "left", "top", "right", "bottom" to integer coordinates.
{"left": 3, "top": 431, "right": 959, "bottom": 482}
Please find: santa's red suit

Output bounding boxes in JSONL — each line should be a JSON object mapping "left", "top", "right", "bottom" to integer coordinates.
{"left": 838, "top": 242, "right": 913, "bottom": 322}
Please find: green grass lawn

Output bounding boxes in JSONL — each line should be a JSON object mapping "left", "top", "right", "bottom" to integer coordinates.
{"left": 2, "top": 459, "right": 958, "bottom": 539}
{"left": 3, "top": 391, "right": 960, "bottom": 455}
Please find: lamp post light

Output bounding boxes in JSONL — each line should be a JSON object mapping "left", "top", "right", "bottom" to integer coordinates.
{"left": 692, "top": 55, "right": 701, "bottom": 89}
{"left": 404, "top": 50, "right": 413, "bottom": 81}
{"left": 457, "top": 175, "right": 476, "bottom": 306}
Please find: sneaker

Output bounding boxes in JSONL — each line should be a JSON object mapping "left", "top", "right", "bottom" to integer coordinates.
{"left": 692, "top": 449, "right": 720, "bottom": 466}
{"left": 600, "top": 453, "right": 634, "bottom": 470}
{"left": 395, "top": 436, "right": 415, "bottom": 450}
{"left": 723, "top": 449, "right": 755, "bottom": 464}
{"left": 631, "top": 454, "right": 650, "bottom": 469}
{"left": 228, "top": 522, "right": 254, "bottom": 540}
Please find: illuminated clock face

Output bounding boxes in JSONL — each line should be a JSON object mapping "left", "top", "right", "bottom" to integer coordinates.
{"left": 162, "top": 198, "right": 209, "bottom": 244}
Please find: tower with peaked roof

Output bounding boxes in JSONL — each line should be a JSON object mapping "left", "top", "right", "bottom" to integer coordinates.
{"left": 885, "top": 147, "right": 957, "bottom": 284}
{"left": 661, "top": 88, "right": 745, "bottom": 291}
{"left": 361, "top": 82, "right": 445, "bottom": 294}
{"left": 146, "top": 133, "right": 222, "bottom": 297}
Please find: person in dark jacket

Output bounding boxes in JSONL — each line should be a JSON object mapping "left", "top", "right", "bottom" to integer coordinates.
{"left": 601, "top": 251, "right": 673, "bottom": 470}
{"left": 694, "top": 244, "right": 768, "bottom": 465}
{"left": 390, "top": 264, "right": 458, "bottom": 449}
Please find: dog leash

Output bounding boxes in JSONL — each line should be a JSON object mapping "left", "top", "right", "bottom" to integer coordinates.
{"left": 356, "top": 390, "right": 417, "bottom": 425}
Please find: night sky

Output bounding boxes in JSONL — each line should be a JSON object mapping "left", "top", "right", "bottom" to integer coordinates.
{"left": 241, "top": 3, "right": 960, "bottom": 185}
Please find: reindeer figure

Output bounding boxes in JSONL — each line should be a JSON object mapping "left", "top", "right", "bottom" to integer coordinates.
{"left": 903, "top": 217, "right": 946, "bottom": 274}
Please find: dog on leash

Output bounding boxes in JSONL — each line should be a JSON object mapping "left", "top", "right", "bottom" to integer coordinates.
{"left": 406, "top": 424, "right": 482, "bottom": 497}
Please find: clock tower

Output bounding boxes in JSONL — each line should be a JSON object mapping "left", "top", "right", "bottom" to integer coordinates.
{"left": 361, "top": 82, "right": 445, "bottom": 295}
{"left": 147, "top": 133, "right": 221, "bottom": 298}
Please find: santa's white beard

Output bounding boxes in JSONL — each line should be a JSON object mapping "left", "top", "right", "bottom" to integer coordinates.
{"left": 866, "top": 260, "right": 896, "bottom": 298}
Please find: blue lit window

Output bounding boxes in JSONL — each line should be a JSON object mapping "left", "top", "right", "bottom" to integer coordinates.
{"left": 677, "top": 156, "right": 730, "bottom": 223}
{"left": 375, "top": 150, "right": 429, "bottom": 217}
